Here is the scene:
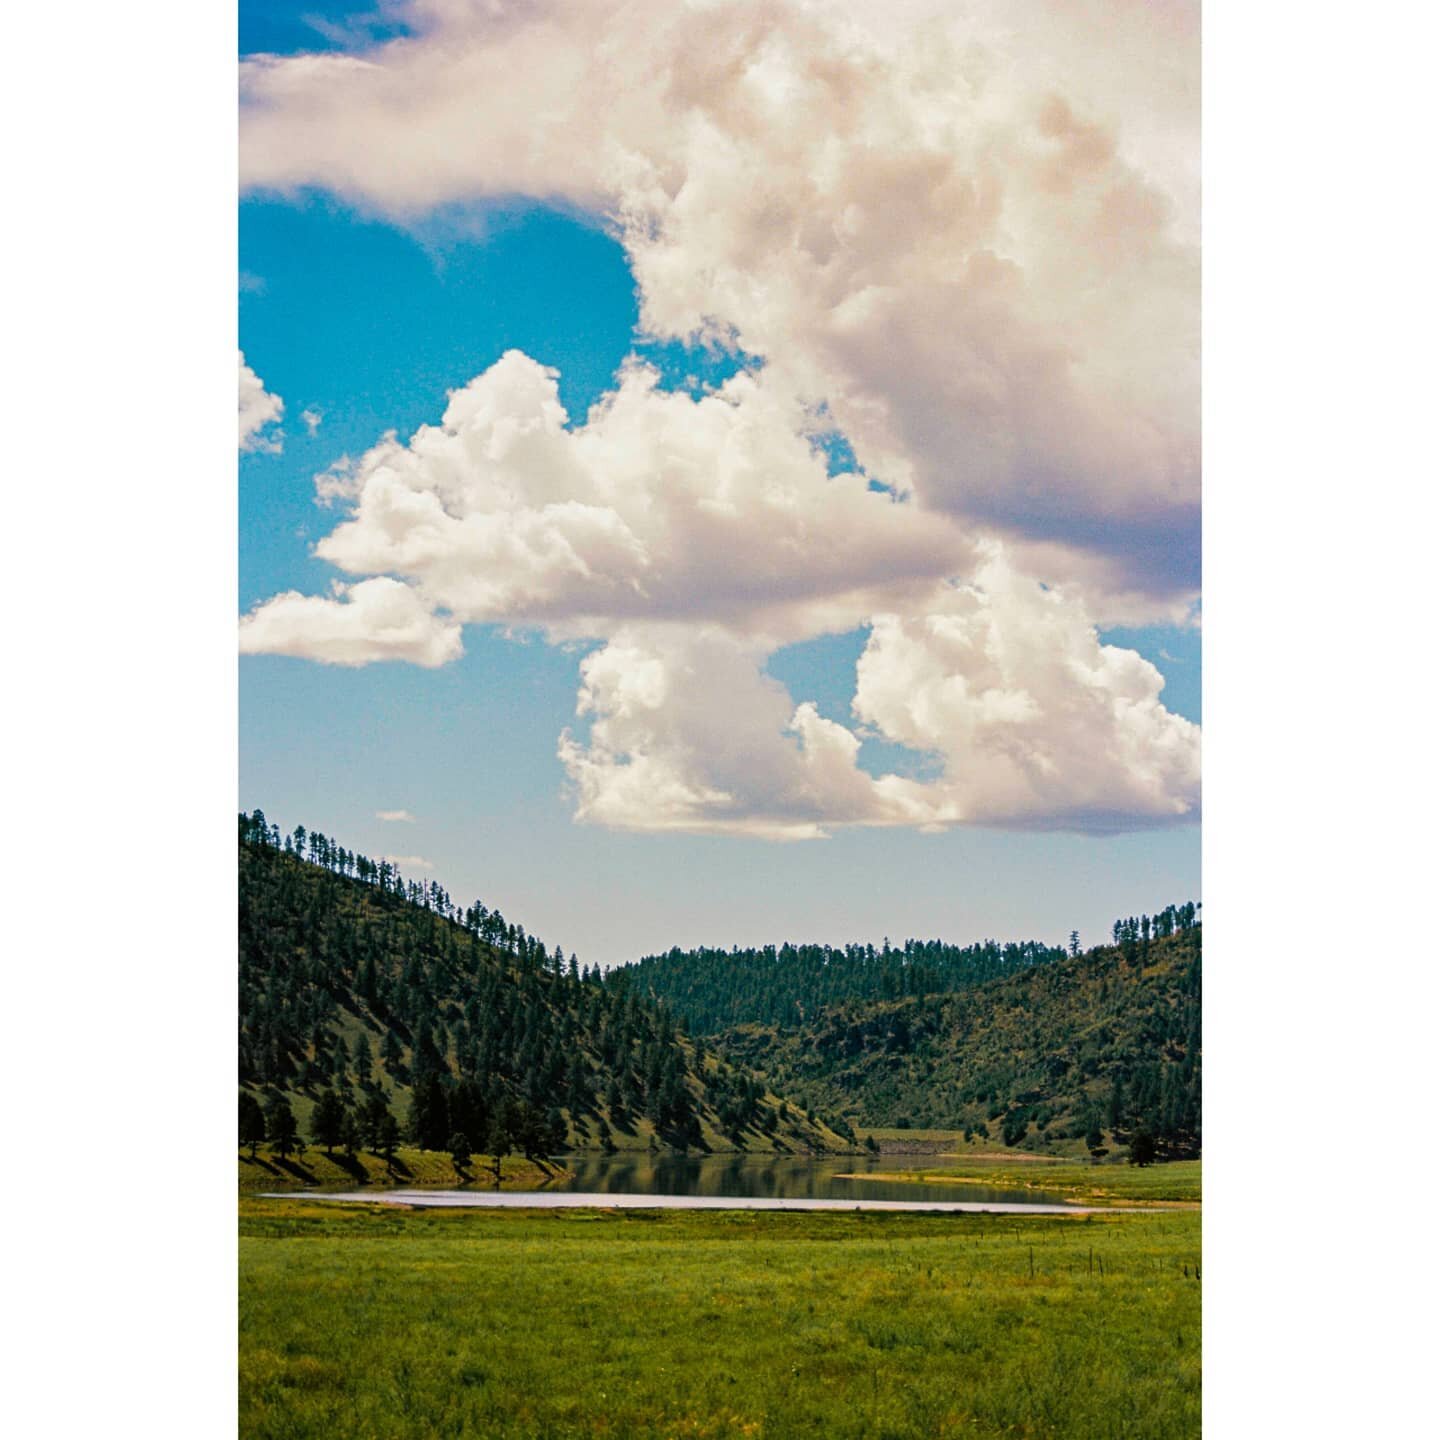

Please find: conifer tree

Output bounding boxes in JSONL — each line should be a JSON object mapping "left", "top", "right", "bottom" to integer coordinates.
{"left": 239, "top": 1093, "right": 266, "bottom": 1157}
{"left": 311, "top": 1090, "right": 347, "bottom": 1154}
{"left": 264, "top": 1096, "right": 300, "bottom": 1159}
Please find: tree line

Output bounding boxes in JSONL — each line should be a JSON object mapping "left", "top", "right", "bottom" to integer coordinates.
{"left": 238, "top": 813, "right": 848, "bottom": 1159}
{"left": 621, "top": 935, "right": 1068, "bottom": 1035}
{"left": 713, "top": 914, "right": 1201, "bottom": 1160}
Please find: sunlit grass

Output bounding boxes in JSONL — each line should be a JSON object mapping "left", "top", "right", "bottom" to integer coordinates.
{"left": 237, "top": 1146, "right": 567, "bottom": 1193}
{"left": 240, "top": 1200, "right": 1200, "bottom": 1438}
{"left": 841, "top": 1159, "right": 1202, "bottom": 1207}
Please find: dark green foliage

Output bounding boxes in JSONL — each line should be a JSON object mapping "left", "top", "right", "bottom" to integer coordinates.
{"left": 376, "top": 1114, "right": 400, "bottom": 1163}
{"left": 1129, "top": 1128, "right": 1157, "bottom": 1166}
{"left": 310, "top": 1090, "right": 347, "bottom": 1154}
{"left": 239, "top": 1092, "right": 266, "bottom": 1157}
{"left": 712, "top": 918, "right": 1201, "bottom": 1158}
{"left": 447, "top": 1131, "right": 471, "bottom": 1172}
{"left": 263, "top": 1095, "right": 300, "bottom": 1159}
{"left": 340, "top": 1110, "right": 361, "bottom": 1160}
{"left": 239, "top": 812, "right": 826, "bottom": 1156}
{"left": 623, "top": 934, "right": 1067, "bottom": 1034}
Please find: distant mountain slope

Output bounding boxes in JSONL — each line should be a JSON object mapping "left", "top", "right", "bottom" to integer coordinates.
{"left": 706, "top": 919, "right": 1201, "bottom": 1159}
{"left": 239, "top": 812, "right": 852, "bottom": 1156}
{"left": 623, "top": 935, "right": 1067, "bottom": 1034}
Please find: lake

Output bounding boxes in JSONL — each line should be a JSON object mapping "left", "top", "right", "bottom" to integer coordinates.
{"left": 268, "top": 1153, "right": 1087, "bottom": 1213}
{"left": 554, "top": 1152, "right": 1065, "bottom": 1206}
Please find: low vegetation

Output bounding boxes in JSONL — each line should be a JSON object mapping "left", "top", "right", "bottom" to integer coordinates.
{"left": 240, "top": 1200, "right": 1201, "bottom": 1439}
{"left": 839, "top": 1159, "right": 1203, "bottom": 1207}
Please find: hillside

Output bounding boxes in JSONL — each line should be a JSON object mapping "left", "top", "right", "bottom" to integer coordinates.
{"left": 624, "top": 935, "right": 1066, "bottom": 1033}
{"left": 239, "top": 812, "right": 853, "bottom": 1159}
{"left": 697, "top": 918, "right": 1201, "bottom": 1160}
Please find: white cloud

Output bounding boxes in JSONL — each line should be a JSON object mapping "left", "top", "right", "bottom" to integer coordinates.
{"left": 238, "top": 576, "right": 462, "bottom": 667}
{"left": 237, "top": 1, "right": 1202, "bottom": 836}
{"left": 302, "top": 408, "right": 323, "bottom": 435}
{"left": 851, "top": 551, "right": 1200, "bottom": 830}
{"left": 240, "top": 348, "right": 1197, "bottom": 833}
{"left": 238, "top": 351, "right": 284, "bottom": 453}
{"left": 381, "top": 853, "right": 434, "bottom": 871}
{"left": 558, "top": 552, "right": 1198, "bottom": 838}
{"left": 310, "top": 349, "right": 971, "bottom": 641}
{"left": 240, "top": 0, "right": 1199, "bottom": 609}
{"left": 559, "top": 625, "right": 933, "bottom": 840}
{"left": 376, "top": 808, "right": 417, "bottom": 822}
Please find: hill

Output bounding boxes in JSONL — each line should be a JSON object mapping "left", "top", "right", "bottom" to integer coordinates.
{"left": 662, "top": 914, "right": 1201, "bottom": 1160}
{"left": 623, "top": 935, "right": 1067, "bottom": 1033}
{"left": 238, "top": 812, "right": 853, "bottom": 1159}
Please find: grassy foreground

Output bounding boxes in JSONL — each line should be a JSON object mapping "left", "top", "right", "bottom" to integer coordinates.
{"left": 240, "top": 1199, "right": 1200, "bottom": 1439}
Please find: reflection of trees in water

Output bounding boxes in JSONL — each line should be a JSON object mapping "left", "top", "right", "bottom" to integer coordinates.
{"left": 558, "top": 1155, "right": 1064, "bottom": 1206}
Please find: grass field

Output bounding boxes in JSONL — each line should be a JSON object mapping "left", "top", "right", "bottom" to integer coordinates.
{"left": 840, "top": 1160, "right": 1202, "bottom": 1207}
{"left": 239, "top": 1146, "right": 567, "bottom": 1194}
{"left": 240, "top": 1198, "right": 1200, "bottom": 1439}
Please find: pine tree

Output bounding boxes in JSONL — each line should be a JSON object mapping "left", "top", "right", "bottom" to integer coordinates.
{"left": 311, "top": 1090, "right": 347, "bottom": 1154}
{"left": 377, "top": 1113, "right": 400, "bottom": 1165}
{"left": 448, "top": 1131, "right": 472, "bottom": 1176}
{"left": 340, "top": 1110, "right": 362, "bottom": 1160}
{"left": 239, "top": 1092, "right": 266, "bottom": 1157}
{"left": 264, "top": 1096, "right": 301, "bottom": 1159}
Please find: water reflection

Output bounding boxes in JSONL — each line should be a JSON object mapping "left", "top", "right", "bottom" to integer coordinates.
{"left": 555, "top": 1153, "right": 1062, "bottom": 1207}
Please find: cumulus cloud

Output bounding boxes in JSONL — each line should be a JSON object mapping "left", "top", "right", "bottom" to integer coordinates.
{"left": 240, "top": 0, "right": 1199, "bottom": 610}
{"left": 302, "top": 408, "right": 323, "bottom": 435}
{"left": 559, "top": 625, "right": 935, "bottom": 840}
{"left": 558, "top": 553, "right": 1198, "bottom": 838}
{"left": 376, "top": 808, "right": 417, "bottom": 822}
{"left": 239, "top": 351, "right": 284, "bottom": 452}
{"left": 308, "top": 350, "right": 970, "bottom": 640}
{"left": 238, "top": 576, "right": 462, "bottom": 667}
{"left": 237, "top": 1, "right": 1202, "bottom": 835}
{"left": 851, "top": 551, "right": 1200, "bottom": 830}
{"left": 239, "top": 346, "right": 1197, "bottom": 832}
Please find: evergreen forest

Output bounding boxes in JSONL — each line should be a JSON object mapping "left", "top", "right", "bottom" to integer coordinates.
{"left": 238, "top": 812, "right": 852, "bottom": 1164}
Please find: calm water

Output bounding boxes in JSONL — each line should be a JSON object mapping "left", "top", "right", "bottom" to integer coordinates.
{"left": 267, "top": 1153, "right": 1089, "bottom": 1212}
{"left": 297, "top": 1189, "right": 1092, "bottom": 1214}
{"left": 552, "top": 1153, "right": 1065, "bottom": 1208}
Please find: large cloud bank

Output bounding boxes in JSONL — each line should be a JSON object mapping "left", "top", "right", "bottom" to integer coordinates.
{"left": 238, "top": 0, "right": 1200, "bottom": 837}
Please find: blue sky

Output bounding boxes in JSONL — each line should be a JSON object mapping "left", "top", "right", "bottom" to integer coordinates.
{"left": 239, "top": 1, "right": 1200, "bottom": 965}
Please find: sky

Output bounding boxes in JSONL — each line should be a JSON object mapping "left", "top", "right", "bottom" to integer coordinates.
{"left": 238, "top": 0, "right": 1200, "bottom": 967}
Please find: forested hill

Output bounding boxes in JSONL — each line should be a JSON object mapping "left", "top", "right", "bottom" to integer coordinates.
{"left": 622, "top": 936, "right": 1069, "bottom": 1034}
{"left": 708, "top": 912, "right": 1202, "bottom": 1161}
{"left": 239, "top": 812, "right": 852, "bottom": 1157}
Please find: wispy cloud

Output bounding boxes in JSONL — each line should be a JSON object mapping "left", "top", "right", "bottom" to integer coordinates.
{"left": 381, "top": 853, "right": 433, "bottom": 871}
{"left": 376, "top": 809, "right": 416, "bottom": 823}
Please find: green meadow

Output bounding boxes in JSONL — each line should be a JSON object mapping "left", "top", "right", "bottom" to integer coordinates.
{"left": 841, "top": 1159, "right": 1202, "bottom": 1207}
{"left": 240, "top": 1198, "right": 1200, "bottom": 1439}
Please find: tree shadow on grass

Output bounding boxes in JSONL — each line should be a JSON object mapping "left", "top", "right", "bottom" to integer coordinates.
{"left": 324, "top": 1152, "right": 368, "bottom": 1184}
{"left": 270, "top": 1156, "right": 320, "bottom": 1186}
{"left": 376, "top": 1152, "right": 413, "bottom": 1181}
